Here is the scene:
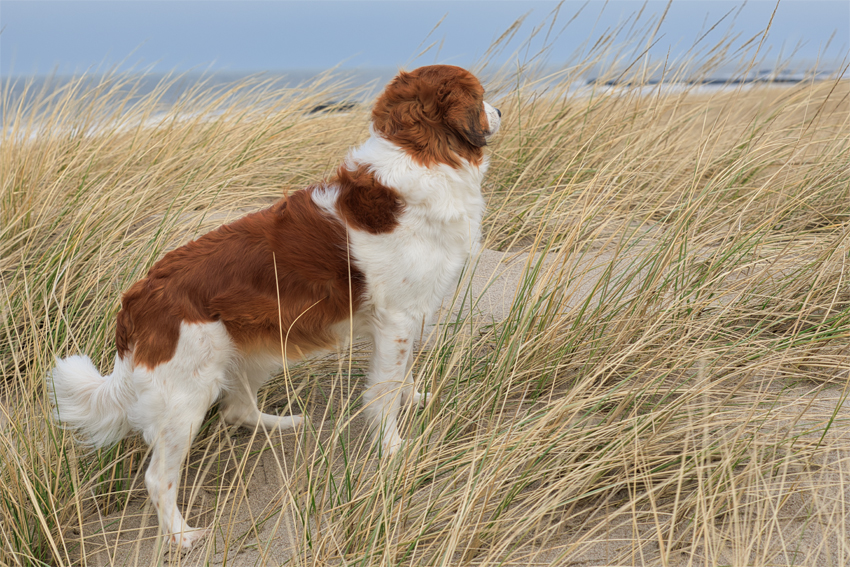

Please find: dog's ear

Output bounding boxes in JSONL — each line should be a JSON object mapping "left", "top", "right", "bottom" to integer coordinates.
{"left": 460, "top": 106, "right": 487, "bottom": 147}
{"left": 417, "top": 82, "right": 444, "bottom": 118}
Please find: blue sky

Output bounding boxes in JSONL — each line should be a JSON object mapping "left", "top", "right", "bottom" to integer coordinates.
{"left": 1, "top": 1, "right": 848, "bottom": 77}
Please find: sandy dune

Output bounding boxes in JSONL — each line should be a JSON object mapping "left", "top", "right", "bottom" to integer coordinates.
{"left": 70, "top": 245, "right": 850, "bottom": 566}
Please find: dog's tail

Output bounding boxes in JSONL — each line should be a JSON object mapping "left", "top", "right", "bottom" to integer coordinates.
{"left": 47, "top": 354, "right": 135, "bottom": 448}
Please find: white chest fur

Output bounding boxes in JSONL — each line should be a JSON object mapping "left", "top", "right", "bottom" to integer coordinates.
{"left": 341, "top": 133, "right": 487, "bottom": 318}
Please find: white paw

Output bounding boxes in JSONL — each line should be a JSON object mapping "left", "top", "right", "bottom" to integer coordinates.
{"left": 258, "top": 413, "right": 304, "bottom": 432}
{"left": 381, "top": 431, "right": 404, "bottom": 456}
{"left": 287, "top": 414, "right": 305, "bottom": 429}
{"left": 409, "top": 390, "right": 431, "bottom": 408}
{"left": 168, "top": 527, "right": 208, "bottom": 550}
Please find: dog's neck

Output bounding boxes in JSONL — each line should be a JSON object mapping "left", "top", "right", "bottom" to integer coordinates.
{"left": 344, "top": 127, "right": 487, "bottom": 226}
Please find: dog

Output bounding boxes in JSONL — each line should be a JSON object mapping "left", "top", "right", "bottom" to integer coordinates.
{"left": 48, "top": 65, "right": 501, "bottom": 549}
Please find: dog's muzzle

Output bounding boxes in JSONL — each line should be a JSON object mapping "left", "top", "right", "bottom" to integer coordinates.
{"left": 484, "top": 101, "right": 501, "bottom": 138}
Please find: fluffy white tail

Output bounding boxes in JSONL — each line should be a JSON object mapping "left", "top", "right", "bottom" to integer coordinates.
{"left": 47, "top": 354, "right": 135, "bottom": 448}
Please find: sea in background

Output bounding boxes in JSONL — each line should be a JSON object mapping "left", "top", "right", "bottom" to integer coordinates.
{"left": 3, "top": 55, "right": 846, "bottom": 131}
{"left": 3, "top": 0, "right": 848, "bottom": 131}
{"left": 3, "top": 0, "right": 848, "bottom": 133}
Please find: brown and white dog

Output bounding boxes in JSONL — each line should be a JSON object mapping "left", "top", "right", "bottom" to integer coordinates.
{"left": 48, "top": 65, "right": 501, "bottom": 548}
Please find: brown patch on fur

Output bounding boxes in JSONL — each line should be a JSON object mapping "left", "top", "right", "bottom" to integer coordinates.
{"left": 116, "top": 190, "right": 365, "bottom": 369}
{"left": 113, "top": 66, "right": 485, "bottom": 370}
{"left": 371, "top": 65, "right": 489, "bottom": 168}
{"left": 334, "top": 165, "right": 403, "bottom": 234}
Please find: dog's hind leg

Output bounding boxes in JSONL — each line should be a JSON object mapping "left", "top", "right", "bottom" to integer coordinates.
{"left": 220, "top": 358, "right": 303, "bottom": 432}
{"left": 144, "top": 410, "right": 209, "bottom": 549}
{"left": 135, "top": 322, "right": 232, "bottom": 549}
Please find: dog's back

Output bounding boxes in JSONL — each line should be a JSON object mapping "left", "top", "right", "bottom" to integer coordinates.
{"left": 116, "top": 190, "right": 363, "bottom": 369}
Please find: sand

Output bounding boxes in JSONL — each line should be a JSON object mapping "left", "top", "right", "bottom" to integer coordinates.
{"left": 67, "top": 245, "right": 849, "bottom": 567}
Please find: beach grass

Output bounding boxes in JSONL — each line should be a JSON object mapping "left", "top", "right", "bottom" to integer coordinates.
{"left": 2, "top": 16, "right": 850, "bottom": 567}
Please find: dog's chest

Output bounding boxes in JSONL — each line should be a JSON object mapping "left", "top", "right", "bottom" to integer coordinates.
{"left": 350, "top": 202, "right": 483, "bottom": 315}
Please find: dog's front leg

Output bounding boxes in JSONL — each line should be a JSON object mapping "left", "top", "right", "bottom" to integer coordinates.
{"left": 401, "top": 347, "right": 430, "bottom": 408}
{"left": 364, "top": 312, "right": 416, "bottom": 455}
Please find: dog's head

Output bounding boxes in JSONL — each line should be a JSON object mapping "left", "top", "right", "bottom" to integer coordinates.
{"left": 371, "top": 65, "right": 501, "bottom": 168}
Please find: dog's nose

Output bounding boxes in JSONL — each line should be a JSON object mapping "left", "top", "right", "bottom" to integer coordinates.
{"left": 496, "top": 108, "right": 501, "bottom": 118}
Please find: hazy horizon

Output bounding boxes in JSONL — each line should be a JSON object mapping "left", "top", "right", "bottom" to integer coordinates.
{"left": 2, "top": 1, "right": 848, "bottom": 79}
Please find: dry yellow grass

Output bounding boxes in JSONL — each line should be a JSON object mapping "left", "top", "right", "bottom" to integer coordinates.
{"left": 1, "top": 29, "right": 849, "bottom": 567}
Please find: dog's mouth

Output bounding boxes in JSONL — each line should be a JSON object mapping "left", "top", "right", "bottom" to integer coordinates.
{"left": 484, "top": 101, "right": 501, "bottom": 139}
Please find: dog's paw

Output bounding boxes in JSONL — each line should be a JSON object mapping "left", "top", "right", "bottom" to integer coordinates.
{"left": 280, "top": 413, "right": 304, "bottom": 431}
{"left": 257, "top": 412, "right": 304, "bottom": 432}
{"left": 381, "top": 431, "right": 404, "bottom": 456}
{"left": 168, "top": 527, "right": 208, "bottom": 550}
{"left": 409, "top": 390, "right": 431, "bottom": 408}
